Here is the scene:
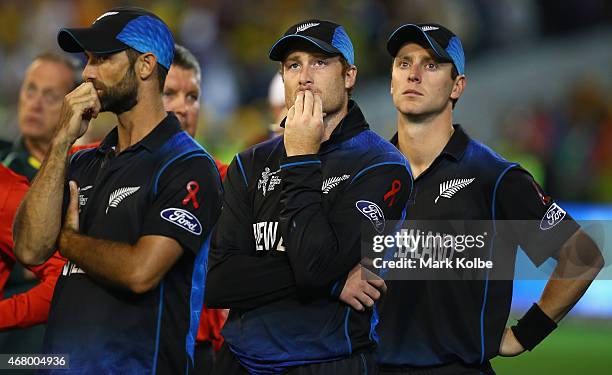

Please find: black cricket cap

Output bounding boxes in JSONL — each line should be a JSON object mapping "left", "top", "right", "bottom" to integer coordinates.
{"left": 387, "top": 23, "right": 465, "bottom": 75}
{"left": 57, "top": 7, "right": 174, "bottom": 69}
{"left": 269, "top": 19, "right": 355, "bottom": 65}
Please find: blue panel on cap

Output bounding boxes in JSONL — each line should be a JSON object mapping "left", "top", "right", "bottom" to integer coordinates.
{"left": 446, "top": 36, "right": 465, "bottom": 75}
{"left": 116, "top": 15, "right": 174, "bottom": 69}
{"left": 331, "top": 26, "right": 354, "bottom": 65}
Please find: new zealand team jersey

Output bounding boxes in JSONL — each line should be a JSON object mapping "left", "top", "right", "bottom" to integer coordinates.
{"left": 206, "top": 101, "right": 413, "bottom": 374}
{"left": 376, "top": 125, "right": 579, "bottom": 371}
{"left": 42, "top": 114, "right": 223, "bottom": 374}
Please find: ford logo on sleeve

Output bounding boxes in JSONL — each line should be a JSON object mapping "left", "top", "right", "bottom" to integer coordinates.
{"left": 539, "top": 203, "right": 566, "bottom": 230}
{"left": 356, "top": 200, "right": 386, "bottom": 233}
{"left": 161, "top": 208, "right": 202, "bottom": 235}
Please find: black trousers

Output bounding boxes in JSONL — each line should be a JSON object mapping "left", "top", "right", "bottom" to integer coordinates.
{"left": 212, "top": 343, "right": 378, "bottom": 375}
{"left": 378, "top": 361, "right": 495, "bottom": 375}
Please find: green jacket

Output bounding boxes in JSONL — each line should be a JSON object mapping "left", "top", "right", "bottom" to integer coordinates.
{"left": 0, "top": 138, "right": 40, "bottom": 181}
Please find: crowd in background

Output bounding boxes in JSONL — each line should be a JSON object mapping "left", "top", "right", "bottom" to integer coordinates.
{"left": 0, "top": 0, "right": 610, "bottom": 203}
{"left": 496, "top": 79, "right": 612, "bottom": 202}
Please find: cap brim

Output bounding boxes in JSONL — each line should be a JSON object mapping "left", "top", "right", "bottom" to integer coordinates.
{"left": 269, "top": 34, "right": 341, "bottom": 61}
{"left": 387, "top": 24, "right": 451, "bottom": 61}
{"left": 58, "top": 27, "right": 128, "bottom": 54}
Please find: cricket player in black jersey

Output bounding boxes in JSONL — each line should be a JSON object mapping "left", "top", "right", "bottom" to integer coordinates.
{"left": 14, "top": 7, "right": 222, "bottom": 374}
{"left": 206, "top": 20, "right": 413, "bottom": 374}
{"left": 375, "top": 23, "right": 604, "bottom": 374}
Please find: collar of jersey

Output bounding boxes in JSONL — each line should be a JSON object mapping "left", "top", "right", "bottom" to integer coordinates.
{"left": 316, "top": 100, "right": 370, "bottom": 154}
{"left": 98, "top": 112, "right": 182, "bottom": 155}
{"left": 390, "top": 123, "right": 470, "bottom": 161}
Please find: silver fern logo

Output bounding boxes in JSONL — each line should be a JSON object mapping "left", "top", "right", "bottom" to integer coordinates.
{"left": 296, "top": 22, "right": 320, "bottom": 33}
{"left": 420, "top": 25, "right": 439, "bottom": 32}
{"left": 106, "top": 186, "right": 141, "bottom": 214}
{"left": 435, "top": 178, "right": 475, "bottom": 203}
{"left": 322, "top": 174, "right": 350, "bottom": 194}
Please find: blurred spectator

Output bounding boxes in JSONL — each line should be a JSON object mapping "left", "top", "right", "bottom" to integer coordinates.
{"left": 163, "top": 44, "right": 203, "bottom": 138}
{"left": 0, "top": 0, "right": 610, "bottom": 200}
{"left": 267, "top": 72, "right": 285, "bottom": 137}
{"left": 163, "top": 44, "right": 227, "bottom": 375}
{"left": 496, "top": 77, "right": 612, "bottom": 202}
{"left": 164, "top": 43, "right": 228, "bottom": 178}
{"left": 0, "top": 52, "right": 79, "bottom": 181}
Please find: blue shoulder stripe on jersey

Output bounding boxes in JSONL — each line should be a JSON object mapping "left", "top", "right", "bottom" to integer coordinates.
{"left": 350, "top": 161, "right": 411, "bottom": 185}
{"left": 152, "top": 280, "right": 165, "bottom": 373}
{"left": 235, "top": 154, "right": 248, "bottom": 187}
{"left": 186, "top": 230, "right": 213, "bottom": 367}
{"left": 153, "top": 150, "right": 208, "bottom": 195}
{"left": 479, "top": 163, "right": 518, "bottom": 364}
{"left": 343, "top": 306, "right": 352, "bottom": 354}
{"left": 279, "top": 160, "right": 322, "bottom": 169}
{"left": 68, "top": 147, "right": 97, "bottom": 165}
{"left": 181, "top": 152, "right": 222, "bottom": 192}
{"left": 153, "top": 131, "right": 212, "bottom": 195}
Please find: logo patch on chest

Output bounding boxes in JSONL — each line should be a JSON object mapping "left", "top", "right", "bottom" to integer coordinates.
{"left": 434, "top": 178, "right": 475, "bottom": 204}
{"left": 78, "top": 185, "right": 93, "bottom": 212}
{"left": 106, "top": 186, "right": 141, "bottom": 214}
{"left": 321, "top": 174, "right": 350, "bottom": 194}
{"left": 258, "top": 167, "right": 281, "bottom": 196}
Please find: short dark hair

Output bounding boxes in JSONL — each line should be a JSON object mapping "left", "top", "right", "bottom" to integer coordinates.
{"left": 33, "top": 52, "right": 81, "bottom": 90}
{"left": 172, "top": 44, "right": 201, "bottom": 83}
{"left": 126, "top": 48, "right": 168, "bottom": 92}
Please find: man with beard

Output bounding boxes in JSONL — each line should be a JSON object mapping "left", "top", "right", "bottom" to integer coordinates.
{"left": 206, "top": 20, "right": 412, "bottom": 374}
{"left": 13, "top": 7, "right": 223, "bottom": 374}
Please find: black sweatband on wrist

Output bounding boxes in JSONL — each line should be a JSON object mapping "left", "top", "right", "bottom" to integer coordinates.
{"left": 511, "top": 303, "right": 557, "bottom": 351}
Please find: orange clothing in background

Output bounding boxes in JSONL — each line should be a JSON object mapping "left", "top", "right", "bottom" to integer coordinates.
{"left": 0, "top": 165, "right": 65, "bottom": 330}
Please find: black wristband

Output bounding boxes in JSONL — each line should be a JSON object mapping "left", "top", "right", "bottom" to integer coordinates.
{"left": 511, "top": 303, "right": 557, "bottom": 351}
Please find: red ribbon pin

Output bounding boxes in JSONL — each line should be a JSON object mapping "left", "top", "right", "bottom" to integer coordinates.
{"left": 182, "top": 181, "right": 200, "bottom": 209}
{"left": 384, "top": 180, "right": 402, "bottom": 207}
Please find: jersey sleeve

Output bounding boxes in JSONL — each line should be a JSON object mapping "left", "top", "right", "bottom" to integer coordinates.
{"left": 205, "top": 155, "right": 299, "bottom": 310}
{"left": 495, "top": 168, "right": 580, "bottom": 266}
{"left": 140, "top": 154, "right": 223, "bottom": 256}
{"left": 278, "top": 154, "right": 413, "bottom": 288}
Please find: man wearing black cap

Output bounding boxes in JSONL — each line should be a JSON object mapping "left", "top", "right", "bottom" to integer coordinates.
{"left": 14, "top": 7, "right": 222, "bottom": 374}
{"left": 375, "top": 23, "right": 603, "bottom": 374}
{"left": 205, "top": 20, "right": 412, "bottom": 374}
